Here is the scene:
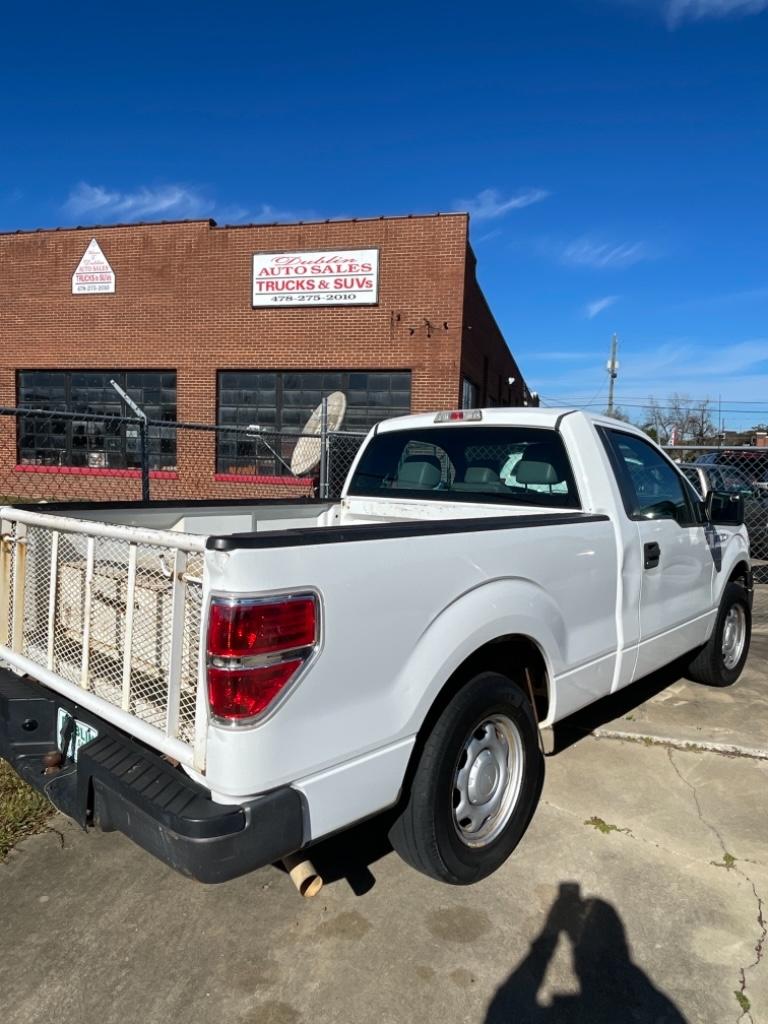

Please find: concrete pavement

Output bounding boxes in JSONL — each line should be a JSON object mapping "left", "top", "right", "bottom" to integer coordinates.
{"left": 569, "top": 580, "right": 768, "bottom": 758}
{"left": 1, "top": 593, "right": 767, "bottom": 1024}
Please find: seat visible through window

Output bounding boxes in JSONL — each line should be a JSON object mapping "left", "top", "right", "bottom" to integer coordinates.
{"left": 453, "top": 462, "right": 504, "bottom": 493}
{"left": 508, "top": 444, "right": 570, "bottom": 494}
{"left": 393, "top": 455, "right": 443, "bottom": 489}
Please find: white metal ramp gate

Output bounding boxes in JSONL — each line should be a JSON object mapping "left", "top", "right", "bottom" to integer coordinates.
{"left": 0, "top": 507, "right": 208, "bottom": 771}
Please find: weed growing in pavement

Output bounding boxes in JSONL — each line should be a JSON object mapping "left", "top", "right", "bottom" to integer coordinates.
{"left": 584, "top": 816, "right": 632, "bottom": 836}
{"left": 711, "top": 852, "right": 738, "bottom": 871}
{"left": 734, "top": 990, "right": 750, "bottom": 1013}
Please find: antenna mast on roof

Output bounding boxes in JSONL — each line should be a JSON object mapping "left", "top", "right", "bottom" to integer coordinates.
{"left": 606, "top": 334, "right": 619, "bottom": 416}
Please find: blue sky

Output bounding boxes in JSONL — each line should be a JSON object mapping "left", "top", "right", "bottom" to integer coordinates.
{"left": 2, "top": 0, "right": 767, "bottom": 429}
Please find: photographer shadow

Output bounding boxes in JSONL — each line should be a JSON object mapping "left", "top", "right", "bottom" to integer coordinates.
{"left": 485, "top": 883, "right": 686, "bottom": 1024}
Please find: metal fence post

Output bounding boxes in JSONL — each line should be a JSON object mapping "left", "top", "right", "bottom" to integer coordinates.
{"left": 139, "top": 419, "right": 150, "bottom": 502}
{"left": 109, "top": 380, "right": 150, "bottom": 502}
{"left": 319, "top": 397, "right": 329, "bottom": 500}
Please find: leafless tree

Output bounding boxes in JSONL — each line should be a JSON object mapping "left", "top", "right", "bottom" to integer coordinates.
{"left": 641, "top": 395, "right": 716, "bottom": 445}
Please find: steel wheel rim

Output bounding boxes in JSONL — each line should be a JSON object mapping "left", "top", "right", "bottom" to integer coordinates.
{"left": 721, "top": 604, "right": 746, "bottom": 670}
{"left": 452, "top": 714, "right": 524, "bottom": 848}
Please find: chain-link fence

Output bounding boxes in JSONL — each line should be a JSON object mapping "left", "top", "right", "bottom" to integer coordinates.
{"left": 2, "top": 406, "right": 766, "bottom": 584}
{"left": 665, "top": 444, "right": 768, "bottom": 584}
{"left": 0, "top": 406, "right": 367, "bottom": 506}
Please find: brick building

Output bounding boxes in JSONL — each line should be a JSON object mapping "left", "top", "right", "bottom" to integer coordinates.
{"left": 0, "top": 213, "right": 533, "bottom": 500}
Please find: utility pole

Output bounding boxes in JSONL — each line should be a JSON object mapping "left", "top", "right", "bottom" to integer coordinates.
{"left": 606, "top": 334, "right": 619, "bottom": 416}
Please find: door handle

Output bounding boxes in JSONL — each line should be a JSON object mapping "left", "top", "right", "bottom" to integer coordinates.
{"left": 644, "top": 541, "right": 661, "bottom": 570}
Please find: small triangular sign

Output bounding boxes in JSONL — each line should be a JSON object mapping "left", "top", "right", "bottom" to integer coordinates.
{"left": 72, "top": 238, "right": 115, "bottom": 294}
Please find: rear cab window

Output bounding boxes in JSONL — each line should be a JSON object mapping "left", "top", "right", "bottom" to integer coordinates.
{"left": 348, "top": 426, "right": 581, "bottom": 509}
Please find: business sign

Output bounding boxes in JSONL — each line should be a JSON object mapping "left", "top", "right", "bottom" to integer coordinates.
{"left": 72, "top": 238, "right": 115, "bottom": 294}
{"left": 252, "top": 249, "right": 379, "bottom": 307}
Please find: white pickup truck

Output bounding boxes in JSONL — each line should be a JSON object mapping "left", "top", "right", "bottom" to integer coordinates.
{"left": 0, "top": 409, "right": 753, "bottom": 885}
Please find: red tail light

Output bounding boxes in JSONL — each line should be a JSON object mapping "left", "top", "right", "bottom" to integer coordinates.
{"left": 207, "top": 661, "right": 303, "bottom": 720}
{"left": 206, "top": 595, "right": 318, "bottom": 722}
{"left": 207, "top": 598, "right": 316, "bottom": 658}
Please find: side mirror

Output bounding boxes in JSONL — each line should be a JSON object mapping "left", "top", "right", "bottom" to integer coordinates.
{"left": 705, "top": 489, "right": 744, "bottom": 526}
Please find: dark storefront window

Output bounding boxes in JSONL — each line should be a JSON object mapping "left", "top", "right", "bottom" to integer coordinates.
{"left": 216, "top": 370, "right": 411, "bottom": 474}
{"left": 462, "top": 377, "right": 479, "bottom": 409}
{"left": 17, "top": 370, "right": 177, "bottom": 470}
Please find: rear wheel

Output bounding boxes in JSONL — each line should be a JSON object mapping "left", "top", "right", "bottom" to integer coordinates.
{"left": 389, "top": 671, "right": 543, "bottom": 884}
{"left": 686, "top": 581, "right": 751, "bottom": 687}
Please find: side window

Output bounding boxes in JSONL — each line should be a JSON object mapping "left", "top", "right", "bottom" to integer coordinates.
{"left": 604, "top": 430, "right": 695, "bottom": 524}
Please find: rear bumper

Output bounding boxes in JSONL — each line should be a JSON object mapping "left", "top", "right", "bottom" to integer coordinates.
{"left": 0, "top": 669, "right": 306, "bottom": 882}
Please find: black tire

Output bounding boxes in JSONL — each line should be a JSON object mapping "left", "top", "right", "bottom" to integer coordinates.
{"left": 685, "top": 581, "right": 751, "bottom": 687}
{"left": 389, "top": 671, "right": 544, "bottom": 885}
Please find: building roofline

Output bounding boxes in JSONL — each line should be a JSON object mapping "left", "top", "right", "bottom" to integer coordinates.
{"left": 0, "top": 211, "right": 470, "bottom": 238}
{"left": 0, "top": 218, "right": 217, "bottom": 237}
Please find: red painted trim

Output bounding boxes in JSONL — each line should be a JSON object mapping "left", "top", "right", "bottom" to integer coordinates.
{"left": 15, "top": 465, "right": 178, "bottom": 481}
{"left": 213, "top": 472, "right": 313, "bottom": 487}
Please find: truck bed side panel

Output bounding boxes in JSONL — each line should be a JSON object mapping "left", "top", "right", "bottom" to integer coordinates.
{"left": 202, "top": 514, "right": 618, "bottom": 814}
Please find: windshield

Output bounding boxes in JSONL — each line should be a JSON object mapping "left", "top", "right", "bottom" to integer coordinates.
{"left": 347, "top": 426, "right": 580, "bottom": 509}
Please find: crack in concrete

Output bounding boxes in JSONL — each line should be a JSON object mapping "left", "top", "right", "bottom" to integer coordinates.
{"left": 591, "top": 728, "right": 768, "bottom": 762}
{"left": 44, "top": 826, "right": 66, "bottom": 850}
{"left": 547, "top": 788, "right": 766, "bottom": 1022}
{"left": 547, "top": 752, "right": 768, "bottom": 1021}
{"left": 666, "top": 748, "right": 730, "bottom": 858}
{"left": 542, "top": 797, "right": 766, "bottom": 872}
{"left": 736, "top": 880, "right": 766, "bottom": 1024}
{"left": 666, "top": 750, "right": 765, "bottom": 1024}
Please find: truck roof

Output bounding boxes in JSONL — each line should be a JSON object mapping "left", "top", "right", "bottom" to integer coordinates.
{"left": 375, "top": 407, "right": 639, "bottom": 433}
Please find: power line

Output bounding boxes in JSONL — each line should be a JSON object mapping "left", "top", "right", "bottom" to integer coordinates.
{"left": 536, "top": 393, "right": 768, "bottom": 413}
{"left": 538, "top": 391, "right": 768, "bottom": 408}
{"left": 555, "top": 381, "right": 608, "bottom": 412}
{"left": 581, "top": 396, "right": 768, "bottom": 407}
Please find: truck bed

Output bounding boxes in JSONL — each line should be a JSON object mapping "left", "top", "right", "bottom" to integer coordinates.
{"left": 1, "top": 496, "right": 600, "bottom": 775}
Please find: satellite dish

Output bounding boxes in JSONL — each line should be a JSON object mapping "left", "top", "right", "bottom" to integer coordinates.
{"left": 290, "top": 391, "right": 347, "bottom": 476}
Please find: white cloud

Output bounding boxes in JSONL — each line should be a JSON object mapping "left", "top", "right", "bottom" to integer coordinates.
{"left": 248, "top": 203, "right": 303, "bottom": 223}
{"left": 561, "top": 237, "right": 650, "bottom": 269}
{"left": 585, "top": 295, "right": 619, "bottom": 318}
{"left": 666, "top": 0, "right": 768, "bottom": 26}
{"left": 455, "top": 187, "right": 549, "bottom": 222}
{"left": 474, "top": 228, "right": 503, "bottom": 244}
{"left": 213, "top": 202, "right": 304, "bottom": 225}
{"left": 63, "top": 183, "right": 303, "bottom": 225}
{"left": 614, "top": 0, "right": 768, "bottom": 27}
{"left": 64, "top": 183, "right": 209, "bottom": 220}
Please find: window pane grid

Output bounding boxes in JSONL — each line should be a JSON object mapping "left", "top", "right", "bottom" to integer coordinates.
{"left": 17, "top": 371, "right": 177, "bottom": 471}
{"left": 216, "top": 370, "right": 411, "bottom": 475}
